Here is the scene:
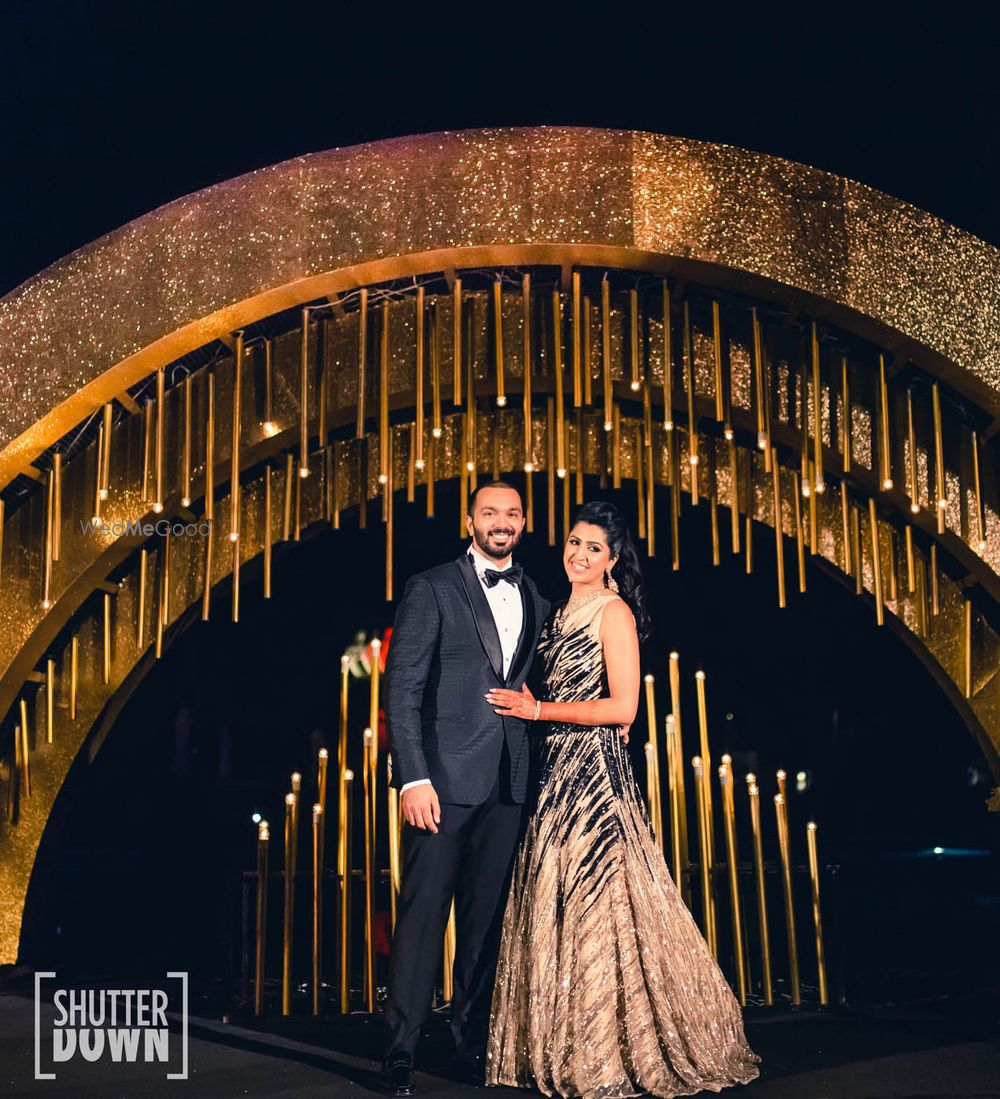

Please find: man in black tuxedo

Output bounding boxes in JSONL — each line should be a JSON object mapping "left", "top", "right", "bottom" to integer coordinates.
{"left": 381, "top": 482, "right": 549, "bottom": 1095}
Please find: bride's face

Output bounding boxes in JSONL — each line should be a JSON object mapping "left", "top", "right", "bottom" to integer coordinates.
{"left": 564, "top": 522, "right": 618, "bottom": 587}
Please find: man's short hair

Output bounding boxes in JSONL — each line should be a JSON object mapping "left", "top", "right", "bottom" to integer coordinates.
{"left": 467, "top": 480, "right": 523, "bottom": 517}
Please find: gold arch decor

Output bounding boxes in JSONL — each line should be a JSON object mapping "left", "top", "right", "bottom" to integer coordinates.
{"left": 1, "top": 127, "right": 999, "bottom": 964}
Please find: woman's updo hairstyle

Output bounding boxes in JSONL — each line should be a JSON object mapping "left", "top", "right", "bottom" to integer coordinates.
{"left": 573, "top": 500, "right": 652, "bottom": 643}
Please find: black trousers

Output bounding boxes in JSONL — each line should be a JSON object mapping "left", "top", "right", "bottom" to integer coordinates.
{"left": 383, "top": 757, "right": 523, "bottom": 1064}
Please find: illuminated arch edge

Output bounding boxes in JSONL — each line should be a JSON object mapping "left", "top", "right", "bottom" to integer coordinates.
{"left": 1, "top": 126, "right": 999, "bottom": 486}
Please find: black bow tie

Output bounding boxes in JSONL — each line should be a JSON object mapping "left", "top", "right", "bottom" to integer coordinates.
{"left": 482, "top": 564, "right": 523, "bottom": 588}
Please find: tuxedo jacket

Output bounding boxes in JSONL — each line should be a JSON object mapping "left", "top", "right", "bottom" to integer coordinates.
{"left": 386, "top": 552, "right": 550, "bottom": 805}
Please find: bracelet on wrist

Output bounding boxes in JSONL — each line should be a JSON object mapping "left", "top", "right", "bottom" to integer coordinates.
{"left": 533, "top": 699, "right": 543, "bottom": 721}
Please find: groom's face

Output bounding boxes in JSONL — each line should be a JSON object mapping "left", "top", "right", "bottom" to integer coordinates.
{"left": 466, "top": 486, "right": 526, "bottom": 561}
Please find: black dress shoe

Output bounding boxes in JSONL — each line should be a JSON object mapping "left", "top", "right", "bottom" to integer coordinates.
{"left": 452, "top": 1053, "right": 486, "bottom": 1086}
{"left": 381, "top": 1056, "right": 415, "bottom": 1097}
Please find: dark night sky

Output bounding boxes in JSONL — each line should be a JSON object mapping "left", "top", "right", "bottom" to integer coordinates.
{"left": 2, "top": 3, "right": 999, "bottom": 296}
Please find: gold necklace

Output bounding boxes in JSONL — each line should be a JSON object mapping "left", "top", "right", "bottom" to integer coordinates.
{"left": 556, "top": 587, "right": 608, "bottom": 631}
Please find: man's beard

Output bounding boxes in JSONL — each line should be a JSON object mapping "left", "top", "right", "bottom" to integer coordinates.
{"left": 472, "top": 524, "right": 522, "bottom": 560}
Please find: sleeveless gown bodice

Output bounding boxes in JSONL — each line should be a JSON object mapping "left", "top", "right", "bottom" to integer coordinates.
{"left": 486, "top": 592, "right": 760, "bottom": 1098}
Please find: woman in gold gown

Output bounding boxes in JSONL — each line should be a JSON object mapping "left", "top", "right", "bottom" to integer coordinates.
{"left": 484, "top": 501, "right": 759, "bottom": 1099}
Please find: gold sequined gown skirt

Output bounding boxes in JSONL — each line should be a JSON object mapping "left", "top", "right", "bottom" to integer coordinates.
{"left": 486, "top": 724, "right": 760, "bottom": 1098}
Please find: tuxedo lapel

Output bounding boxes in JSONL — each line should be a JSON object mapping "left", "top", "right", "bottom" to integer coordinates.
{"left": 455, "top": 554, "right": 504, "bottom": 681}
{"left": 507, "top": 580, "right": 537, "bottom": 685}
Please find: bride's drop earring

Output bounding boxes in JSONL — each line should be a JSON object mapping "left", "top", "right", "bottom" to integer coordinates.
{"left": 605, "top": 569, "right": 619, "bottom": 593}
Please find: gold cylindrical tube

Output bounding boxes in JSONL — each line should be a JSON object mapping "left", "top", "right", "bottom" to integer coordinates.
{"left": 712, "top": 300, "right": 724, "bottom": 423}
{"left": 386, "top": 431, "right": 394, "bottom": 601}
{"left": 262, "top": 464, "right": 272, "bottom": 599}
{"left": 230, "top": 334, "right": 243, "bottom": 542}
{"left": 684, "top": 302, "right": 699, "bottom": 503}
{"left": 263, "top": 338, "right": 275, "bottom": 433}
{"left": 583, "top": 291, "right": 593, "bottom": 406}
{"left": 182, "top": 375, "right": 192, "bottom": 507}
{"left": 153, "top": 368, "right": 165, "bottom": 513}
{"left": 663, "top": 280, "right": 674, "bottom": 429}
{"left": 204, "top": 368, "right": 215, "bottom": 521}
{"left": 552, "top": 289, "right": 566, "bottom": 478}
{"left": 571, "top": 271, "right": 582, "bottom": 406}
{"left": 140, "top": 399, "right": 152, "bottom": 509}
{"left": 771, "top": 450, "right": 786, "bottom": 608}
{"left": 932, "top": 381, "right": 946, "bottom": 533}
{"left": 255, "top": 819, "right": 269, "bottom": 1016}
{"left": 431, "top": 300, "right": 442, "bottom": 442}
{"left": 101, "top": 401, "right": 113, "bottom": 503}
{"left": 719, "top": 763, "right": 746, "bottom": 1004}
{"left": 493, "top": 279, "right": 506, "bottom": 408}
{"left": 338, "top": 767, "right": 353, "bottom": 1014}
{"left": 644, "top": 741, "right": 659, "bottom": 840}
{"left": 522, "top": 273, "right": 533, "bottom": 475}
{"left": 841, "top": 355, "right": 851, "bottom": 475}
{"left": 426, "top": 425, "right": 436, "bottom": 519}
{"left": 281, "top": 451, "right": 293, "bottom": 541}
{"left": 415, "top": 287, "right": 425, "bottom": 470}
{"left": 312, "top": 802, "right": 324, "bottom": 1016}
{"left": 747, "top": 778, "right": 773, "bottom": 1005}
{"left": 282, "top": 791, "right": 297, "bottom": 1015}
{"left": 357, "top": 289, "right": 368, "bottom": 439}
{"left": 972, "top": 428, "right": 986, "bottom": 552}
{"left": 611, "top": 402, "right": 621, "bottom": 489}
{"left": 443, "top": 899, "right": 457, "bottom": 1002}
{"left": 906, "top": 386, "right": 919, "bottom": 515}
{"left": 102, "top": 592, "right": 112, "bottom": 684}
{"left": 694, "top": 670, "right": 715, "bottom": 861}
{"left": 379, "top": 301, "right": 390, "bottom": 490}
{"left": 300, "top": 308, "right": 311, "bottom": 478}
{"left": 601, "top": 277, "right": 612, "bottom": 432}
{"left": 752, "top": 308, "right": 765, "bottom": 451}
{"left": 562, "top": 455, "right": 571, "bottom": 544}
{"left": 362, "top": 727, "right": 376, "bottom": 1012}
{"left": 670, "top": 428, "right": 680, "bottom": 570}
{"left": 728, "top": 438, "right": 740, "bottom": 554}
{"left": 841, "top": 482, "right": 852, "bottom": 577}
{"left": 18, "top": 698, "right": 31, "bottom": 798}
{"left": 49, "top": 453, "right": 62, "bottom": 564}
{"left": 45, "top": 658, "right": 54, "bottom": 745}
{"left": 643, "top": 675, "right": 664, "bottom": 852}
{"left": 792, "top": 471, "right": 806, "bottom": 594}
{"left": 868, "top": 497, "right": 884, "bottom": 626}
{"left": 806, "top": 821, "right": 829, "bottom": 1005}
{"left": 851, "top": 503, "right": 863, "bottom": 595}
{"left": 878, "top": 353, "right": 892, "bottom": 490}
{"left": 774, "top": 793, "right": 801, "bottom": 1005}
{"left": 667, "top": 653, "right": 690, "bottom": 884}
{"left": 629, "top": 288, "right": 641, "bottom": 394}
{"left": 200, "top": 519, "right": 213, "bottom": 622}
{"left": 636, "top": 423, "right": 647, "bottom": 540}
{"left": 905, "top": 524, "right": 916, "bottom": 594}
{"left": 546, "top": 397, "right": 556, "bottom": 546}
{"left": 43, "top": 466, "right": 53, "bottom": 609}
{"left": 69, "top": 635, "right": 78, "bottom": 721}
{"left": 452, "top": 277, "right": 463, "bottom": 407}
{"left": 692, "top": 756, "right": 717, "bottom": 957}
{"left": 812, "top": 324, "right": 825, "bottom": 494}
{"left": 646, "top": 440, "right": 656, "bottom": 558}
{"left": 665, "top": 715, "right": 682, "bottom": 886}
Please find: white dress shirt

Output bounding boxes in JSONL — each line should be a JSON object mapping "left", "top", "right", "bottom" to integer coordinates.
{"left": 401, "top": 542, "right": 525, "bottom": 795}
